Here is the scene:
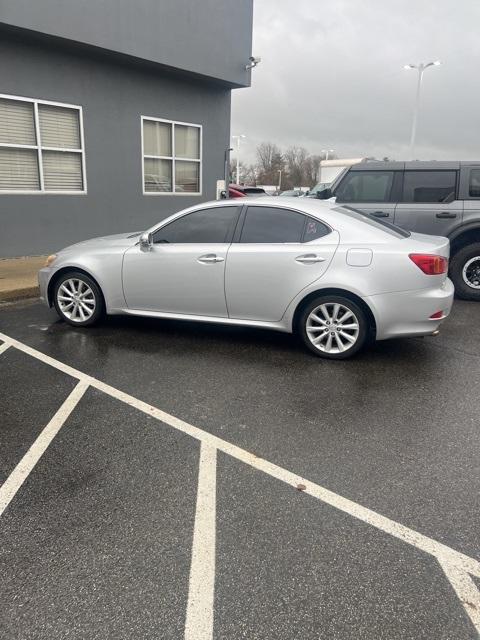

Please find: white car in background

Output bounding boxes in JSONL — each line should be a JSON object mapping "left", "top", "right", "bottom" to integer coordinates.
{"left": 39, "top": 198, "right": 454, "bottom": 359}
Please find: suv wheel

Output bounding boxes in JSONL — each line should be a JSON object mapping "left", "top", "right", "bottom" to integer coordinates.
{"left": 298, "top": 295, "right": 369, "bottom": 359}
{"left": 53, "top": 271, "right": 105, "bottom": 326}
{"left": 450, "top": 243, "right": 480, "bottom": 301}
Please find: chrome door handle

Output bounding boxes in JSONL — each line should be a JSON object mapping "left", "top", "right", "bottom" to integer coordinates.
{"left": 197, "top": 254, "right": 225, "bottom": 264}
{"left": 295, "top": 254, "right": 326, "bottom": 264}
{"left": 372, "top": 211, "right": 389, "bottom": 218}
{"left": 435, "top": 212, "right": 456, "bottom": 219}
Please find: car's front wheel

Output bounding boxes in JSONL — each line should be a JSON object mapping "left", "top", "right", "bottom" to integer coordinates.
{"left": 53, "top": 271, "right": 105, "bottom": 326}
{"left": 450, "top": 243, "right": 480, "bottom": 301}
{"left": 298, "top": 295, "right": 369, "bottom": 359}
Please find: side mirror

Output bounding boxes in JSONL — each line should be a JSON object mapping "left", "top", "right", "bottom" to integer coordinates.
{"left": 139, "top": 231, "right": 152, "bottom": 250}
{"left": 316, "top": 188, "right": 332, "bottom": 200}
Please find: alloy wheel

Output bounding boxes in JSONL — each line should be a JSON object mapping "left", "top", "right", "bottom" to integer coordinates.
{"left": 57, "top": 278, "right": 96, "bottom": 322}
{"left": 306, "top": 302, "right": 360, "bottom": 354}
{"left": 462, "top": 256, "right": 480, "bottom": 289}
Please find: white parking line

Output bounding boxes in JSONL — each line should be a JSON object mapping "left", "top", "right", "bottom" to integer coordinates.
{"left": 439, "top": 560, "right": 480, "bottom": 632}
{"left": 0, "top": 341, "right": 11, "bottom": 356}
{"left": 0, "top": 330, "right": 479, "bottom": 636}
{"left": 0, "top": 380, "right": 88, "bottom": 517}
{"left": 185, "top": 443, "right": 217, "bottom": 640}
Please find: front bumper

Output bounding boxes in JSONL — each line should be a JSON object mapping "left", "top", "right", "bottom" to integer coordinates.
{"left": 365, "top": 278, "right": 455, "bottom": 341}
{"left": 38, "top": 267, "right": 52, "bottom": 306}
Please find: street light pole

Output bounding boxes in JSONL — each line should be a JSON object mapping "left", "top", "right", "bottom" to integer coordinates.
{"left": 404, "top": 61, "right": 441, "bottom": 160}
{"left": 322, "top": 149, "right": 334, "bottom": 160}
{"left": 232, "top": 134, "right": 246, "bottom": 184}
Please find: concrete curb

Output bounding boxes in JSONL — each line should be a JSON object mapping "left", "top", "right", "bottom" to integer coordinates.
{"left": 0, "top": 286, "right": 40, "bottom": 303}
{"left": 0, "top": 255, "right": 45, "bottom": 304}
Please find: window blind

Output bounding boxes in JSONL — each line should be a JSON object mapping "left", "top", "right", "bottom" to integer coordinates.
{"left": 42, "top": 151, "right": 83, "bottom": 191}
{"left": 0, "top": 99, "right": 36, "bottom": 146}
{"left": 0, "top": 148, "right": 40, "bottom": 190}
{"left": 38, "top": 105, "right": 81, "bottom": 149}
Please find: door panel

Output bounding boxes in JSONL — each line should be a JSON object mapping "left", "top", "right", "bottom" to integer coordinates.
{"left": 394, "top": 170, "right": 463, "bottom": 235}
{"left": 123, "top": 243, "right": 229, "bottom": 316}
{"left": 225, "top": 233, "right": 339, "bottom": 322}
{"left": 394, "top": 202, "right": 462, "bottom": 235}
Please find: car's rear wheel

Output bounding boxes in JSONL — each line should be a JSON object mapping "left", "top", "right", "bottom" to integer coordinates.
{"left": 53, "top": 271, "right": 104, "bottom": 326}
{"left": 298, "top": 295, "right": 369, "bottom": 359}
{"left": 450, "top": 243, "right": 480, "bottom": 301}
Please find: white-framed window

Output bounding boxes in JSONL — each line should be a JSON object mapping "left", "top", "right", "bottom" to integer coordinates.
{"left": 141, "top": 116, "right": 202, "bottom": 195}
{"left": 0, "top": 94, "right": 86, "bottom": 194}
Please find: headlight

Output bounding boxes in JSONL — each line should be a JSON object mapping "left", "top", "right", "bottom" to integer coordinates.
{"left": 44, "top": 254, "right": 57, "bottom": 267}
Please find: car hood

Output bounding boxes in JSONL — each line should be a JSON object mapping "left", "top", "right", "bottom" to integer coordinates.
{"left": 59, "top": 231, "right": 141, "bottom": 253}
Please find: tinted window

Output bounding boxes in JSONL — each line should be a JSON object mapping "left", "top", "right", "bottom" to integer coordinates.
{"left": 402, "top": 171, "right": 456, "bottom": 203}
{"left": 153, "top": 206, "right": 238, "bottom": 243}
{"left": 335, "top": 171, "right": 394, "bottom": 203}
{"left": 304, "top": 218, "right": 331, "bottom": 241}
{"left": 240, "top": 206, "right": 306, "bottom": 243}
{"left": 469, "top": 169, "right": 480, "bottom": 197}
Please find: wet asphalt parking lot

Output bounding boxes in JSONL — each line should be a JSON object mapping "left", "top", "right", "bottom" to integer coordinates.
{"left": 0, "top": 298, "right": 479, "bottom": 639}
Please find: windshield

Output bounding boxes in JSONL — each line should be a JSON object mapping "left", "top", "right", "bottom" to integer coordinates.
{"left": 334, "top": 206, "right": 411, "bottom": 238}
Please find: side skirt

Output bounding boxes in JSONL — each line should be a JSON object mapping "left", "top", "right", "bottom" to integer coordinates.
{"left": 108, "top": 307, "right": 292, "bottom": 333}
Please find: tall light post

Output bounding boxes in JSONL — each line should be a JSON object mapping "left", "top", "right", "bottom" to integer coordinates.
{"left": 232, "top": 134, "right": 246, "bottom": 184}
{"left": 404, "top": 61, "right": 441, "bottom": 159}
{"left": 322, "top": 149, "right": 334, "bottom": 160}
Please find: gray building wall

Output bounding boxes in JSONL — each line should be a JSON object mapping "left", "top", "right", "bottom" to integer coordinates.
{"left": 0, "top": 0, "right": 253, "bottom": 87}
{"left": 0, "top": 34, "right": 232, "bottom": 257}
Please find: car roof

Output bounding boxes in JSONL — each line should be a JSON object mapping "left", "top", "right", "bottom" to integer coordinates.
{"left": 349, "top": 160, "right": 480, "bottom": 171}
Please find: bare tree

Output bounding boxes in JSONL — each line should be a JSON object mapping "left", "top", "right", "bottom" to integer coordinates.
{"left": 229, "top": 158, "right": 257, "bottom": 185}
{"left": 256, "top": 142, "right": 284, "bottom": 186}
{"left": 304, "top": 154, "right": 322, "bottom": 187}
{"left": 284, "top": 146, "right": 309, "bottom": 188}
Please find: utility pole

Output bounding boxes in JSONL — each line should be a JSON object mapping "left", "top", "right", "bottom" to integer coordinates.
{"left": 232, "top": 134, "right": 246, "bottom": 184}
{"left": 224, "top": 147, "right": 232, "bottom": 198}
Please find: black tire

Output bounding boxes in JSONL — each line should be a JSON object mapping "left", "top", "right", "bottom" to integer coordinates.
{"left": 450, "top": 243, "right": 480, "bottom": 301}
{"left": 297, "top": 295, "right": 369, "bottom": 359}
{"left": 53, "top": 271, "right": 105, "bottom": 327}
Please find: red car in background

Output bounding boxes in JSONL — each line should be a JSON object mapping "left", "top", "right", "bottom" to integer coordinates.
{"left": 228, "top": 184, "right": 269, "bottom": 198}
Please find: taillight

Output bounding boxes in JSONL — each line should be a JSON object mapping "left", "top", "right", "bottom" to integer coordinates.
{"left": 409, "top": 254, "right": 448, "bottom": 275}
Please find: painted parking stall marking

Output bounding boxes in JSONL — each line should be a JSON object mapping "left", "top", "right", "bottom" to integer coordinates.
{"left": 0, "top": 331, "right": 479, "bottom": 637}
{"left": 0, "top": 380, "right": 88, "bottom": 517}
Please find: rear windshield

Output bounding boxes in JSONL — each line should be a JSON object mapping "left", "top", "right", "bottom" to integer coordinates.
{"left": 334, "top": 206, "right": 411, "bottom": 238}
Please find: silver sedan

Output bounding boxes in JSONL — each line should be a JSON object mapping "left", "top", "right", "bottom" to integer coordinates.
{"left": 38, "top": 198, "right": 454, "bottom": 359}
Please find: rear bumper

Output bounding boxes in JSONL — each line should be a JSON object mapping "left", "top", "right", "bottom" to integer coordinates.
{"left": 364, "top": 278, "right": 454, "bottom": 341}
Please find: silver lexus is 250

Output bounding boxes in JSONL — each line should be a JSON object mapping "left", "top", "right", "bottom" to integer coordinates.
{"left": 38, "top": 198, "right": 454, "bottom": 359}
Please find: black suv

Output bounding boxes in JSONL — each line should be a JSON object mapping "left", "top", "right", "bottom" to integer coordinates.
{"left": 317, "top": 161, "right": 480, "bottom": 300}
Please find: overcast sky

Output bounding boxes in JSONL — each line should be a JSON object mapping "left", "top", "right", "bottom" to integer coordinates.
{"left": 232, "top": 0, "right": 480, "bottom": 164}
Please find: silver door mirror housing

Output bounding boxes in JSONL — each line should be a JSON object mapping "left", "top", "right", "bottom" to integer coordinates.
{"left": 139, "top": 232, "right": 152, "bottom": 250}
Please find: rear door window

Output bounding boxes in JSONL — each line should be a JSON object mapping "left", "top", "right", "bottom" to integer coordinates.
{"left": 469, "top": 169, "right": 480, "bottom": 197}
{"left": 240, "top": 206, "right": 306, "bottom": 243}
{"left": 402, "top": 171, "right": 457, "bottom": 203}
{"left": 335, "top": 171, "right": 394, "bottom": 203}
{"left": 303, "top": 218, "right": 331, "bottom": 241}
